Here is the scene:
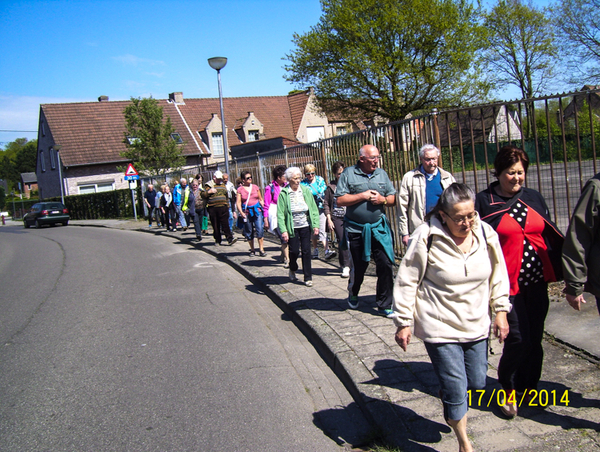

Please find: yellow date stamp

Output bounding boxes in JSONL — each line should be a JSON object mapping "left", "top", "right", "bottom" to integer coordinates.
{"left": 467, "top": 389, "right": 570, "bottom": 407}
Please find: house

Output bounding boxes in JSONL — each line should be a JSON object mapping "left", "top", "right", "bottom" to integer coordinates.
{"left": 36, "top": 89, "right": 338, "bottom": 199}
{"left": 20, "top": 172, "right": 38, "bottom": 198}
{"left": 434, "top": 105, "right": 522, "bottom": 147}
{"left": 563, "top": 85, "right": 600, "bottom": 122}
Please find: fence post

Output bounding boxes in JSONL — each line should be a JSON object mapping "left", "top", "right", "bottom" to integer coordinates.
{"left": 432, "top": 108, "right": 443, "bottom": 168}
{"left": 257, "top": 152, "right": 266, "bottom": 188}
{"left": 319, "top": 141, "right": 329, "bottom": 184}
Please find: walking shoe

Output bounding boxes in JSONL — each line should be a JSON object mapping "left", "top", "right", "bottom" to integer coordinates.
{"left": 341, "top": 267, "right": 350, "bottom": 278}
{"left": 348, "top": 295, "right": 359, "bottom": 309}
{"left": 196, "top": 235, "right": 203, "bottom": 241}
{"left": 249, "top": 250, "right": 256, "bottom": 257}
{"left": 377, "top": 308, "right": 395, "bottom": 318}
{"left": 259, "top": 250, "right": 267, "bottom": 257}
{"left": 305, "top": 280, "right": 313, "bottom": 287}
{"left": 228, "top": 237, "right": 238, "bottom": 245}
{"left": 283, "top": 258, "right": 290, "bottom": 269}
{"left": 289, "top": 270, "right": 298, "bottom": 281}
{"left": 324, "top": 249, "right": 337, "bottom": 260}
{"left": 312, "top": 248, "right": 319, "bottom": 259}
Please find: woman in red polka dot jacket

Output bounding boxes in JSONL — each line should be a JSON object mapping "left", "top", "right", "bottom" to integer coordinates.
{"left": 475, "top": 145, "right": 564, "bottom": 419}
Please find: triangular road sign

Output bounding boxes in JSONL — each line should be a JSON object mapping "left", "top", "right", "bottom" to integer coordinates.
{"left": 125, "top": 163, "right": 138, "bottom": 176}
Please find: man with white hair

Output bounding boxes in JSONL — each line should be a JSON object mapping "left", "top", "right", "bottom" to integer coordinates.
{"left": 398, "top": 144, "right": 455, "bottom": 246}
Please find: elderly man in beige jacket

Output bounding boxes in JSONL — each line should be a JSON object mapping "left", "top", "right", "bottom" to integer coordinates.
{"left": 398, "top": 144, "right": 455, "bottom": 246}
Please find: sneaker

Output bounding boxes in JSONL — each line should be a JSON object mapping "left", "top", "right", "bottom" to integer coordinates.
{"left": 342, "top": 267, "right": 350, "bottom": 278}
{"left": 312, "top": 248, "right": 319, "bottom": 259}
{"left": 283, "top": 258, "right": 290, "bottom": 269}
{"left": 377, "top": 308, "right": 395, "bottom": 318}
{"left": 289, "top": 270, "right": 298, "bottom": 282}
{"left": 196, "top": 235, "right": 203, "bottom": 241}
{"left": 259, "top": 250, "right": 267, "bottom": 257}
{"left": 249, "top": 250, "right": 256, "bottom": 257}
{"left": 348, "top": 295, "right": 359, "bottom": 309}
{"left": 173, "top": 228, "right": 178, "bottom": 232}
{"left": 228, "top": 237, "right": 238, "bottom": 245}
{"left": 305, "top": 280, "right": 313, "bottom": 287}
{"left": 324, "top": 249, "right": 337, "bottom": 260}
{"left": 148, "top": 224, "right": 152, "bottom": 228}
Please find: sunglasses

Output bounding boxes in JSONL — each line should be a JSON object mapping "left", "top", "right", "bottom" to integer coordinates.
{"left": 245, "top": 176, "right": 252, "bottom": 180}
{"left": 306, "top": 172, "right": 315, "bottom": 176}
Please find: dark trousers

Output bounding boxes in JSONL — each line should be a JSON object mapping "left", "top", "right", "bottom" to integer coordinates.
{"left": 498, "top": 281, "right": 549, "bottom": 393}
{"left": 193, "top": 208, "right": 205, "bottom": 237}
{"left": 331, "top": 216, "right": 350, "bottom": 268}
{"left": 289, "top": 226, "right": 312, "bottom": 282}
{"left": 147, "top": 206, "right": 157, "bottom": 225}
{"left": 163, "top": 207, "right": 177, "bottom": 230}
{"left": 348, "top": 231, "right": 394, "bottom": 309}
{"left": 208, "top": 205, "right": 233, "bottom": 244}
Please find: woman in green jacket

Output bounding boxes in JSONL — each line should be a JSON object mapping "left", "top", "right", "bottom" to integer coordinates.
{"left": 277, "top": 167, "right": 320, "bottom": 286}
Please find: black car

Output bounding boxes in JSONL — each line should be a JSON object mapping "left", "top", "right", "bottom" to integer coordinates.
{"left": 23, "top": 202, "right": 70, "bottom": 228}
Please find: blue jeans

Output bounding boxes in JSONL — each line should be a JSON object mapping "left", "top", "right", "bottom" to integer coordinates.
{"left": 425, "top": 339, "right": 488, "bottom": 421}
{"left": 242, "top": 212, "right": 265, "bottom": 240}
{"left": 228, "top": 207, "right": 234, "bottom": 231}
{"left": 175, "top": 205, "right": 187, "bottom": 228}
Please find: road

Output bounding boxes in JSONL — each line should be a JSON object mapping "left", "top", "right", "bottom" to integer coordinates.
{"left": 0, "top": 224, "right": 370, "bottom": 451}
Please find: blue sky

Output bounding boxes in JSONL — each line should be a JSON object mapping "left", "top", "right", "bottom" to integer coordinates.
{"left": 0, "top": 0, "right": 554, "bottom": 147}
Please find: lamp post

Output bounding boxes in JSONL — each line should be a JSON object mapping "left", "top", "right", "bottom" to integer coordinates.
{"left": 208, "top": 56, "right": 230, "bottom": 175}
{"left": 54, "top": 145, "right": 64, "bottom": 204}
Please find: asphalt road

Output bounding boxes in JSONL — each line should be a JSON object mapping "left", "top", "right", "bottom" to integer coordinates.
{"left": 0, "top": 224, "right": 370, "bottom": 451}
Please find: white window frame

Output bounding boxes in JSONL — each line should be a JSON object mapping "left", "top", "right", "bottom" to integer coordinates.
{"left": 211, "top": 132, "right": 224, "bottom": 156}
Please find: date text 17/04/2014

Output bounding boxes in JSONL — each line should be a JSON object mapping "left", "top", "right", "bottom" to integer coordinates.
{"left": 467, "top": 389, "right": 570, "bottom": 408}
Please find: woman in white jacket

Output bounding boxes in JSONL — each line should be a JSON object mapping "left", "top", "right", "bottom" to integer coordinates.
{"left": 392, "top": 183, "right": 511, "bottom": 452}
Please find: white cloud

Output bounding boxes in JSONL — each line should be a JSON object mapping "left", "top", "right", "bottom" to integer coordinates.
{"left": 113, "top": 54, "right": 165, "bottom": 66}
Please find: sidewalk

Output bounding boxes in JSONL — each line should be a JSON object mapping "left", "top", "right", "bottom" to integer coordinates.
{"left": 72, "top": 219, "right": 600, "bottom": 451}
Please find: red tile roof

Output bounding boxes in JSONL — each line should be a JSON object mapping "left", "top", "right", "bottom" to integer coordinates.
{"left": 41, "top": 100, "right": 203, "bottom": 167}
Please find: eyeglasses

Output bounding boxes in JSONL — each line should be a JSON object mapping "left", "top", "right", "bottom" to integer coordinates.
{"left": 245, "top": 176, "right": 252, "bottom": 180}
{"left": 443, "top": 211, "right": 477, "bottom": 225}
{"left": 306, "top": 172, "right": 315, "bottom": 176}
{"left": 363, "top": 155, "right": 380, "bottom": 161}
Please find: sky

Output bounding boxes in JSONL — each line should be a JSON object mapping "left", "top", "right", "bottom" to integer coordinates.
{"left": 0, "top": 0, "right": 555, "bottom": 148}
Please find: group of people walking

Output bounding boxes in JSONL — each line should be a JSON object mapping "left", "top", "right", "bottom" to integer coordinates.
{"left": 144, "top": 143, "right": 600, "bottom": 452}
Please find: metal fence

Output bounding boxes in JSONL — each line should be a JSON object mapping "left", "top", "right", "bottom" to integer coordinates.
{"left": 200, "top": 87, "right": 599, "bottom": 257}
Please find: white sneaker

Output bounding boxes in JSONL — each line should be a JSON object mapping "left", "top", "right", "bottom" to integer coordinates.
{"left": 289, "top": 270, "right": 297, "bottom": 281}
{"left": 342, "top": 267, "right": 350, "bottom": 278}
{"left": 305, "top": 280, "right": 313, "bottom": 287}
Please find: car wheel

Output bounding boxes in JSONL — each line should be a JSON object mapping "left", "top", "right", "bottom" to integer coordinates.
{"left": 35, "top": 220, "right": 41, "bottom": 229}
{"left": 50, "top": 223, "right": 56, "bottom": 227}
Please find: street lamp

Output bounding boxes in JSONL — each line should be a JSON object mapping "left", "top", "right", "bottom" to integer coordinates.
{"left": 53, "top": 144, "right": 64, "bottom": 204}
{"left": 208, "top": 56, "right": 230, "bottom": 175}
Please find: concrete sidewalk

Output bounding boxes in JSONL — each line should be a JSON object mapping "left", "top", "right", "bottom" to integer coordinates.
{"left": 72, "top": 219, "right": 600, "bottom": 451}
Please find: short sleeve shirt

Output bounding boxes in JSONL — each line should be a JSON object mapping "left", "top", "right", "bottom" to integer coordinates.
{"left": 335, "top": 164, "right": 396, "bottom": 232}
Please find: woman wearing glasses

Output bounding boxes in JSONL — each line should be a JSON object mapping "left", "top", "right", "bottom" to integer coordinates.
{"left": 302, "top": 164, "right": 335, "bottom": 260}
{"left": 236, "top": 171, "right": 266, "bottom": 257}
{"left": 393, "top": 183, "right": 511, "bottom": 452}
{"left": 476, "top": 146, "right": 563, "bottom": 418}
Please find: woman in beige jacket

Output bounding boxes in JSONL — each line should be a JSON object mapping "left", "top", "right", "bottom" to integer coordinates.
{"left": 392, "top": 183, "right": 511, "bottom": 452}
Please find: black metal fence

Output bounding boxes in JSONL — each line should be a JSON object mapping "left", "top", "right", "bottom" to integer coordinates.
{"left": 198, "top": 87, "right": 600, "bottom": 257}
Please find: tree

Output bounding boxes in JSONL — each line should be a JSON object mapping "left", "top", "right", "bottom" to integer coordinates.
{"left": 284, "top": 0, "right": 491, "bottom": 122}
{"left": 121, "top": 97, "right": 185, "bottom": 177}
{"left": 555, "top": 0, "right": 600, "bottom": 84}
{"left": 0, "top": 138, "right": 37, "bottom": 191}
{"left": 482, "top": 0, "right": 558, "bottom": 100}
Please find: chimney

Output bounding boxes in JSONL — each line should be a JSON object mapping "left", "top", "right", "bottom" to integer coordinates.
{"left": 169, "top": 92, "right": 184, "bottom": 104}
{"left": 98, "top": 95, "right": 109, "bottom": 102}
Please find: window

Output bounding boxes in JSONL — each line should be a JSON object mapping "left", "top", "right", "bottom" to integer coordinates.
{"left": 306, "top": 126, "right": 325, "bottom": 142}
{"left": 336, "top": 126, "right": 347, "bottom": 136}
{"left": 40, "top": 151, "right": 46, "bottom": 172}
{"left": 211, "top": 132, "right": 224, "bottom": 156}
{"left": 78, "top": 182, "right": 114, "bottom": 194}
{"left": 50, "top": 148, "right": 56, "bottom": 169}
{"left": 127, "top": 136, "right": 140, "bottom": 145}
{"left": 170, "top": 133, "right": 183, "bottom": 144}
{"left": 247, "top": 130, "right": 260, "bottom": 141}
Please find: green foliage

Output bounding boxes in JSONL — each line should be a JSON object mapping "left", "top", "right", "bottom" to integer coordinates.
{"left": 482, "top": 0, "right": 558, "bottom": 136}
{"left": 0, "top": 186, "right": 5, "bottom": 210}
{"left": 0, "top": 138, "right": 37, "bottom": 191}
{"left": 42, "top": 189, "right": 139, "bottom": 220}
{"left": 284, "top": 0, "right": 491, "bottom": 122}
{"left": 121, "top": 97, "right": 186, "bottom": 177}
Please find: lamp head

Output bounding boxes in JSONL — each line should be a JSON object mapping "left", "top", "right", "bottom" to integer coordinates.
{"left": 208, "top": 57, "right": 227, "bottom": 71}
{"left": 53, "top": 144, "right": 62, "bottom": 152}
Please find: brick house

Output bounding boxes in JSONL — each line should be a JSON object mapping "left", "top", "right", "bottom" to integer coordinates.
{"left": 36, "top": 89, "right": 343, "bottom": 199}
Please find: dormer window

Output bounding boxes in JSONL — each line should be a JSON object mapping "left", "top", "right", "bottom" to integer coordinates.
{"left": 248, "top": 130, "right": 260, "bottom": 141}
{"left": 211, "top": 132, "right": 224, "bottom": 156}
{"left": 170, "top": 133, "right": 183, "bottom": 144}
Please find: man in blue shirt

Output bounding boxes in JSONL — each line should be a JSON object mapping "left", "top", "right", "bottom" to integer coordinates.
{"left": 336, "top": 145, "right": 396, "bottom": 316}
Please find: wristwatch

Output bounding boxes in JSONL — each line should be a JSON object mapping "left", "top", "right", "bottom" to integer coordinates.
{"left": 382, "top": 198, "right": 388, "bottom": 206}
